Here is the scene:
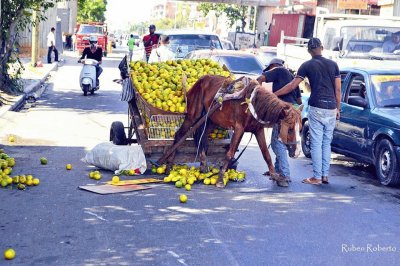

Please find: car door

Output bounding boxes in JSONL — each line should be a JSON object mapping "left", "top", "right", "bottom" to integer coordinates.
{"left": 333, "top": 72, "right": 371, "bottom": 157}
{"left": 331, "top": 71, "right": 350, "bottom": 147}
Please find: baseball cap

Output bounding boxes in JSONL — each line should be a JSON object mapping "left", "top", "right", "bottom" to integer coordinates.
{"left": 149, "top": 24, "right": 156, "bottom": 29}
{"left": 307, "top": 37, "right": 322, "bottom": 50}
{"left": 264, "top": 58, "right": 284, "bottom": 71}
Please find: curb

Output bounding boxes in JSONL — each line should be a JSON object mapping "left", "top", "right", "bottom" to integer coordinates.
{"left": 0, "top": 62, "right": 58, "bottom": 117}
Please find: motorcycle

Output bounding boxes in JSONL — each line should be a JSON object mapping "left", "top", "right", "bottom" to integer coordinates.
{"left": 78, "top": 58, "right": 99, "bottom": 96}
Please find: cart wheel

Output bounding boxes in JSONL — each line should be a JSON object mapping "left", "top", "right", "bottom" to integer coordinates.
{"left": 110, "top": 121, "right": 127, "bottom": 145}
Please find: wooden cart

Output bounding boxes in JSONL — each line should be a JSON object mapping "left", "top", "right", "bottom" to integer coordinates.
{"left": 110, "top": 77, "right": 231, "bottom": 168}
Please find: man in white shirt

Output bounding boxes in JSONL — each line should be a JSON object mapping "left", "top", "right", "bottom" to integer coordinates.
{"left": 47, "top": 27, "right": 58, "bottom": 63}
{"left": 148, "top": 35, "right": 175, "bottom": 63}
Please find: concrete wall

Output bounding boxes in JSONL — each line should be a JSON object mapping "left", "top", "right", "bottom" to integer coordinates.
{"left": 255, "top": 6, "right": 277, "bottom": 46}
{"left": 18, "top": 7, "right": 58, "bottom": 55}
{"left": 58, "top": 0, "right": 78, "bottom": 34}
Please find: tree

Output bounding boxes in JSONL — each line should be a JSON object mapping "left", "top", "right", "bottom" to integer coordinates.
{"left": 224, "top": 5, "right": 248, "bottom": 32}
{"left": 77, "top": 0, "right": 107, "bottom": 23}
{"left": 198, "top": 3, "right": 250, "bottom": 32}
{"left": 198, "top": 3, "right": 226, "bottom": 31}
{"left": 0, "top": 0, "right": 57, "bottom": 95}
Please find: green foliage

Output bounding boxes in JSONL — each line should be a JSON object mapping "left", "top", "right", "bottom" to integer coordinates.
{"left": 198, "top": 3, "right": 225, "bottom": 18}
{"left": 77, "top": 0, "right": 107, "bottom": 23}
{"left": 154, "top": 18, "right": 175, "bottom": 31}
{"left": 0, "top": 0, "right": 57, "bottom": 94}
{"left": 197, "top": 3, "right": 250, "bottom": 32}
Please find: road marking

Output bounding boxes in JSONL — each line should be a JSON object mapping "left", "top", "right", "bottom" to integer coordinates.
{"left": 84, "top": 211, "right": 107, "bottom": 221}
{"left": 167, "top": 251, "right": 187, "bottom": 265}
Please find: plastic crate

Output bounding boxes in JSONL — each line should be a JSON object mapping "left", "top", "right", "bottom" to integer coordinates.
{"left": 148, "top": 114, "right": 193, "bottom": 140}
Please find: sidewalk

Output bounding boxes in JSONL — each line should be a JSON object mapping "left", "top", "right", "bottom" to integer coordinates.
{"left": 0, "top": 58, "right": 58, "bottom": 118}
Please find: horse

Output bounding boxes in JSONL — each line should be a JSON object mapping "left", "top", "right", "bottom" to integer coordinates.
{"left": 166, "top": 75, "right": 303, "bottom": 188}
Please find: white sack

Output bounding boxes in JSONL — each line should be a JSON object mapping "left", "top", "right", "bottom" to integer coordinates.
{"left": 84, "top": 142, "right": 147, "bottom": 174}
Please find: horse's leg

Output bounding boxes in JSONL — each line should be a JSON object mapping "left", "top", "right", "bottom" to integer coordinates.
{"left": 198, "top": 122, "right": 216, "bottom": 173}
{"left": 216, "top": 127, "right": 245, "bottom": 188}
{"left": 166, "top": 116, "right": 194, "bottom": 170}
{"left": 254, "top": 127, "right": 280, "bottom": 181}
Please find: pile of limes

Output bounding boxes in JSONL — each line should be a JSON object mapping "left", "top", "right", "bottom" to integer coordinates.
{"left": 159, "top": 164, "right": 246, "bottom": 188}
{"left": 0, "top": 149, "right": 40, "bottom": 190}
{"left": 88, "top": 170, "right": 102, "bottom": 180}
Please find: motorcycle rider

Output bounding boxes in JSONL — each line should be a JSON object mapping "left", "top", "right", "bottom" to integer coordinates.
{"left": 78, "top": 36, "right": 103, "bottom": 87}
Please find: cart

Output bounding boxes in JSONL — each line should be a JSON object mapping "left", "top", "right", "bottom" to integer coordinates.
{"left": 110, "top": 61, "right": 231, "bottom": 168}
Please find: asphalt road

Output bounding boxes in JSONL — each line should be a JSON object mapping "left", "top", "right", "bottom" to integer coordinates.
{"left": 0, "top": 50, "right": 399, "bottom": 266}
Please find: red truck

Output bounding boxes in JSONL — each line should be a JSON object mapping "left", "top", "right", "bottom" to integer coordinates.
{"left": 75, "top": 22, "right": 109, "bottom": 56}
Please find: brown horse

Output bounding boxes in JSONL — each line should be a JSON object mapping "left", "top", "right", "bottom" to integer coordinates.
{"left": 167, "top": 75, "right": 303, "bottom": 187}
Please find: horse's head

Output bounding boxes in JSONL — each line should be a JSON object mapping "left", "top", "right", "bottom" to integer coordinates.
{"left": 279, "top": 105, "right": 303, "bottom": 158}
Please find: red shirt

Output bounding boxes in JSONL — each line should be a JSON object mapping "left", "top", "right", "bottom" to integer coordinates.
{"left": 143, "top": 34, "right": 159, "bottom": 56}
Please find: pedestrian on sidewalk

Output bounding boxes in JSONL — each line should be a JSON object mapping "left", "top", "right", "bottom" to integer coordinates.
{"left": 256, "top": 58, "right": 302, "bottom": 187}
{"left": 148, "top": 35, "right": 175, "bottom": 63}
{"left": 274, "top": 37, "right": 341, "bottom": 185}
{"left": 47, "top": 27, "right": 58, "bottom": 64}
{"left": 127, "top": 34, "right": 136, "bottom": 62}
{"left": 142, "top": 24, "right": 159, "bottom": 62}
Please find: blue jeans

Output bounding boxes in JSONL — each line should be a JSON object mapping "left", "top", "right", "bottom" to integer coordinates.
{"left": 271, "top": 123, "right": 290, "bottom": 178}
{"left": 309, "top": 106, "right": 337, "bottom": 178}
{"left": 95, "top": 64, "right": 103, "bottom": 82}
{"left": 129, "top": 50, "right": 133, "bottom": 61}
{"left": 47, "top": 46, "right": 58, "bottom": 63}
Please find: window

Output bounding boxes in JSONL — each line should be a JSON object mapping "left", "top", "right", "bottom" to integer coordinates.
{"left": 345, "top": 74, "right": 365, "bottom": 103}
{"left": 78, "top": 25, "right": 104, "bottom": 35}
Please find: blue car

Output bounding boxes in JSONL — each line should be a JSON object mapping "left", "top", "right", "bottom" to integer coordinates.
{"left": 301, "top": 67, "right": 400, "bottom": 186}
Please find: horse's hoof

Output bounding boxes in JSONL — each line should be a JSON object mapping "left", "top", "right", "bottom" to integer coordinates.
{"left": 216, "top": 181, "right": 225, "bottom": 188}
{"left": 276, "top": 180, "right": 289, "bottom": 187}
{"left": 270, "top": 173, "right": 280, "bottom": 181}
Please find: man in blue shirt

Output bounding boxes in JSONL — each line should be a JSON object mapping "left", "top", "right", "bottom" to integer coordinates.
{"left": 256, "top": 58, "right": 302, "bottom": 187}
{"left": 382, "top": 31, "right": 400, "bottom": 53}
{"left": 275, "top": 38, "right": 341, "bottom": 185}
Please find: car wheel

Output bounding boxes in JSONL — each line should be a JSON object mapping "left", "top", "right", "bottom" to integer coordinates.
{"left": 375, "top": 139, "right": 400, "bottom": 186}
{"left": 110, "top": 121, "right": 127, "bottom": 145}
{"left": 301, "top": 121, "right": 311, "bottom": 158}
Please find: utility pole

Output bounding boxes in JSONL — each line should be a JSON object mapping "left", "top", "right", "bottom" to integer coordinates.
{"left": 394, "top": 0, "right": 400, "bottom": 16}
{"left": 31, "top": 10, "right": 40, "bottom": 67}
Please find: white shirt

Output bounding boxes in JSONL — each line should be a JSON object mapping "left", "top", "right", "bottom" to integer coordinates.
{"left": 148, "top": 45, "right": 175, "bottom": 63}
{"left": 47, "top": 31, "right": 55, "bottom": 47}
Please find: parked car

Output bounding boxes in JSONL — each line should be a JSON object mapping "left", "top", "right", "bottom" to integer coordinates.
{"left": 156, "top": 30, "right": 223, "bottom": 58}
{"left": 221, "top": 39, "right": 235, "bottom": 50}
{"left": 186, "top": 49, "right": 264, "bottom": 79}
{"left": 301, "top": 67, "right": 400, "bottom": 186}
{"left": 242, "top": 46, "right": 277, "bottom": 68}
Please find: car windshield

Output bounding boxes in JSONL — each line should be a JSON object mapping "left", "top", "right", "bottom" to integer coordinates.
{"left": 256, "top": 51, "right": 276, "bottom": 67}
{"left": 371, "top": 74, "right": 400, "bottom": 107}
{"left": 78, "top": 25, "right": 103, "bottom": 35}
{"left": 341, "top": 26, "right": 400, "bottom": 59}
{"left": 212, "top": 55, "right": 263, "bottom": 75}
{"left": 168, "top": 34, "right": 222, "bottom": 58}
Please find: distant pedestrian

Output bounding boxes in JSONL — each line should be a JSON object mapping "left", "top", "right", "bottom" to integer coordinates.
{"left": 142, "top": 24, "right": 159, "bottom": 62}
{"left": 148, "top": 35, "right": 175, "bottom": 63}
{"left": 127, "top": 34, "right": 136, "bottom": 62}
{"left": 47, "top": 27, "right": 58, "bottom": 63}
{"left": 274, "top": 37, "right": 341, "bottom": 185}
{"left": 62, "top": 32, "right": 66, "bottom": 50}
{"left": 71, "top": 34, "right": 76, "bottom": 51}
